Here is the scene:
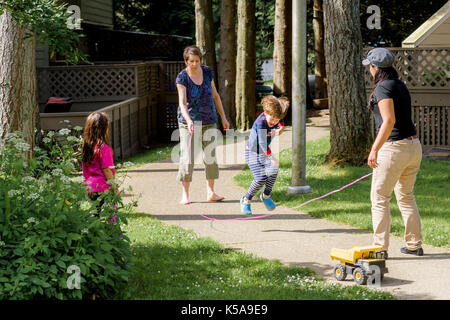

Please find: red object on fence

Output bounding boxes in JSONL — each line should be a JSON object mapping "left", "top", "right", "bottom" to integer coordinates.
{"left": 44, "top": 97, "right": 73, "bottom": 113}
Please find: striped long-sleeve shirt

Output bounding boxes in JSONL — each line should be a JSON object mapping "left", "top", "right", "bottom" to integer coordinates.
{"left": 247, "top": 113, "right": 284, "bottom": 156}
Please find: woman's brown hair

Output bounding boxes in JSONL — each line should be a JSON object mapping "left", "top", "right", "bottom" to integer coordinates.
{"left": 82, "top": 112, "right": 111, "bottom": 165}
{"left": 183, "top": 45, "right": 203, "bottom": 62}
{"left": 368, "top": 66, "right": 399, "bottom": 110}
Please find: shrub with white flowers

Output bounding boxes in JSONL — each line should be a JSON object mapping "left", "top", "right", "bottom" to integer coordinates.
{"left": 0, "top": 129, "right": 133, "bottom": 300}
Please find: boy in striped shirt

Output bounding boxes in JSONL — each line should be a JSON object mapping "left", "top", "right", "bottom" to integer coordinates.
{"left": 241, "top": 96, "right": 289, "bottom": 215}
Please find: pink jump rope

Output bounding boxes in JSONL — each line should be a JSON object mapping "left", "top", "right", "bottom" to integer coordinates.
{"left": 184, "top": 126, "right": 373, "bottom": 221}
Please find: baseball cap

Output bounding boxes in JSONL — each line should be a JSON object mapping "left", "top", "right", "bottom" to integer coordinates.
{"left": 362, "top": 48, "right": 395, "bottom": 68}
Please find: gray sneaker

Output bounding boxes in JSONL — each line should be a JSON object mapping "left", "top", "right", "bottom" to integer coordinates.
{"left": 400, "top": 247, "right": 424, "bottom": 256}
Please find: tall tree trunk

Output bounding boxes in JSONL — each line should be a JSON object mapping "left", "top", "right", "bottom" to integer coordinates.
{"left": 0, "top": 10, "right": 25, "bottom": 138}
{"left": 0, "top": 11, "right": 37, "bottom": 161}
{"left": 323, "top": 0, "right": 372, "bottom": 166}
{"left": 235, "top": 0, "right": 256, "bottom": 130}
{"left": 19, "top": 31, "right": 38, "bottom": 156}
{"left": 273, "top": 0, "right": 292, "bottom": 98}
{"left": 195, "top": 0, "right": 217, "bottom": 85}
{"left": 313, "top": 0, "right": 327, "bottom": 99}
{"left": 219, "top": 0, "right": 237, "bottom": 128}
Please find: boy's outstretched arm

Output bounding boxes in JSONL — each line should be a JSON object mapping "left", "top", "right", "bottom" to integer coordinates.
{"left": 274, "top": 119, "right": 285, "bottom": 136}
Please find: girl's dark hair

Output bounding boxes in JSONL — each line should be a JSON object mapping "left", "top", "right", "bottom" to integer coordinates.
{"left": 82, "top": 112, "right": 111, "bottom": 165}
{"left": 368, "top": 66, "right": 399, "bottom": 110}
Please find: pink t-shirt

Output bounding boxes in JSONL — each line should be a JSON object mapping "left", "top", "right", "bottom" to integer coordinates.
{"left": 82, "top": 144, "right": 115, "bottom": 193}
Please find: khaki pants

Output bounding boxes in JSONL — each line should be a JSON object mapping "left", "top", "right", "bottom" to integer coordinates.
{"left": 177, "top": 122, "right": 219, "bottom": 182}
{"left": 371, "top": 138, "right": 422, "bottom": 251}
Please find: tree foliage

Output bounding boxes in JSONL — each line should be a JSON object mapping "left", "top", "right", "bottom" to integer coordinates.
{"left": 114, "top": 0, "right": 448, "bottom": 69}
{"left": 0, "top": 0, "right": 88, "bottom": 65}
{"left": 360, "top": 0, "right": 449, "bottom": 47}
{"left": 114, "top": 0, "right": 196, "bottom": 37}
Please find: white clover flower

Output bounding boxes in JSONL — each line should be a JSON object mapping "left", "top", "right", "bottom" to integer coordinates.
{"left": 58, "top": 128, "right": 71, "bottom": 136}
{"left": 42, "top": 137, "right": 51, "bottom": 144}
{"left": 79, "top": 201, "right": 91, "bottom": 211}
{"left": 123, "top": 161, "right": 134, "bottom": 167}
{"left": 8, "top": 190, "right": 19, "bottom": 197}
{"left": 47, "top": 131, "right": 55, "bottom": 138}
{"left": 74, "top": 126, "right": 83, "bottom": 131}
{"left": 81, "top": 228, "right": 88, "bottom": 234}
{"left": 63, "top": 120, "right": 70, "bottom": 124}
{"left": 27, "top": 193, "right": 39, "bottom": 201}
{"left": 71, "top": 176, "right": 84, "bottom": 183}
{"left": 0, "top": 241, "right": 5, "bottom": 247}
{"left": 23, "top": 223, "right": 28, "bottom": 228}
{"left": 22, "top": 176, "right": 35, "bottom": 183}
{"left": 15, "top": 142, "right": 30, "bottom": 152}
{"left": 27, "top": 217, "right": 36, "bottom": 224}
{"left": 67, "top": 136, "right": 79, "bottom": 143}
{"left": 51, "top": 168, "right": 63, "bottom": 176}
{"left": 60, "top": 176, "right": 71, "bottom": 183}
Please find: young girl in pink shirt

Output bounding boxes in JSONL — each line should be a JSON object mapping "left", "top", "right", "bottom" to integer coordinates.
{"left": 82, "top": 112, "right": 116, "bottom": 213}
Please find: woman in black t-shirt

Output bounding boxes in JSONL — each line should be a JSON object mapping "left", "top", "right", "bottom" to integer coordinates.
{"left": 363, "top": 48, "right": 423, "bottom": 257}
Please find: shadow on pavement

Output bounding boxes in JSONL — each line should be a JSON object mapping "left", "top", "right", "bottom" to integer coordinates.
{"left": 262, "top": 228, "right": 370, "bottom": 235}
{"left": 149, "top": 213, "right": 317, "bottom": 221}
{"left": 387, "top": 252, "right": 450, "bottom": 261}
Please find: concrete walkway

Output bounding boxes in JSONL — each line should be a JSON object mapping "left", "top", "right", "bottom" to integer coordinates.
{"left": 122, "top": 123, "right": 450, "bottom": 300}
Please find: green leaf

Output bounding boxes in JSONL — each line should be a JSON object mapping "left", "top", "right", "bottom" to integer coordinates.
{"left": 55, "top": 260, "right": 66, "bottom": 269}
{"left": 49, "top": 265, "right": 58, "bottom": 274}
{"left": 68, "top": 233, "right": 81, "bottom": 241}
{"left": 13, "top": 248, "right": 24, "bottom": 256}
{"left": 100, "top": 244, "right": 113, "bottom": 251}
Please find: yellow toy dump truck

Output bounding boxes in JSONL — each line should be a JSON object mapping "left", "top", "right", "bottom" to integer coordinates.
{"left": 330, "top": 246, "right": 388, "bottom": 285}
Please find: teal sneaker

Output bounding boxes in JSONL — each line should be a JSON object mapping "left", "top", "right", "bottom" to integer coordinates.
{"left": 240, "top": 197, "right": 252, "bottom": 215}
{"left": 260, "top": 193, "right": 276, "bottom": 211}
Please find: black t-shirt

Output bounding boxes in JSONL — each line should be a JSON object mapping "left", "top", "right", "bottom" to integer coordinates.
{"left": 371, "top": 79, "right": 416, "bottom": 141}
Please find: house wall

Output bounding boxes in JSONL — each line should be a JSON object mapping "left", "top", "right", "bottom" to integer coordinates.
{"left": 402, "top": 1, "right": 450, "bottom": 48}
{"left": 35, "top": 0, "right": 113, "bottom": 66}
{"left": 81, "top": 0, "right": 113, "bottom": 28}
{"left": 420, "top": 18, "right": 450, "bottom": 47}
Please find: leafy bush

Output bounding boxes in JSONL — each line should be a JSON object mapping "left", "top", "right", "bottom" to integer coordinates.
{"left": 0, "top": 130, "right": 132, "bottom": 299}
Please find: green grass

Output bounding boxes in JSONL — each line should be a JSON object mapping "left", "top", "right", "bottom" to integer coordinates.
{"left": 234, "top": 137, "right": 450, "bottom": 248}
{"left": 116, "top": 142, "right": 177, "bottom": 171}
{"left": 117, "top": 212, "right": 394, "bottom": 300}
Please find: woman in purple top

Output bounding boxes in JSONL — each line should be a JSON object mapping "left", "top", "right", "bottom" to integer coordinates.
{"left": 176, "top": 45, "right": 230, "bottom": 204}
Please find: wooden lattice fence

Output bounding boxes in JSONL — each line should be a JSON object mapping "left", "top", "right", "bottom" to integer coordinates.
{"left": 37, "top": 63, "right": 164, "bottom": 103}
{"left": 37, "top": 61, "right": 182, "bottom": 160}
{"left": 160, "top": 62, "right": 186, "bottom": 135}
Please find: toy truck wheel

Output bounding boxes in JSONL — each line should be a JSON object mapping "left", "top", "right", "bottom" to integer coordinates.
{"left": 333, "top": 264, "right": 347, "bottom": 281}
{"left": 353, "top": 267, "right": 367, "bottom": 285}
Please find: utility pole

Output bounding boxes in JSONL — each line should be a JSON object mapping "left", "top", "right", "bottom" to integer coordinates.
{"left": 287, "top": 0, "right": 311, "bottom": 195}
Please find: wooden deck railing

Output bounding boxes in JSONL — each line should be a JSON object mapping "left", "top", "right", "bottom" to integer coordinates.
{"left": 37, "top": 61, "right": 185, "bottom": 159}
